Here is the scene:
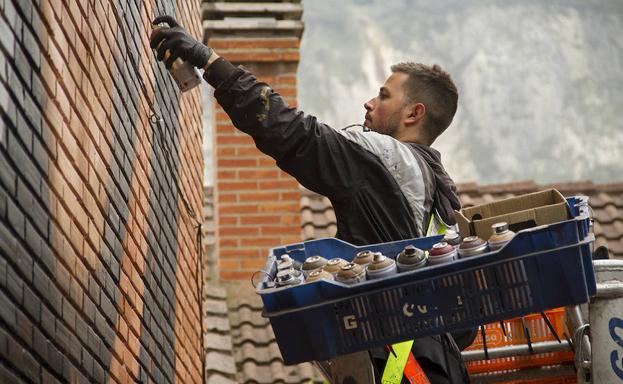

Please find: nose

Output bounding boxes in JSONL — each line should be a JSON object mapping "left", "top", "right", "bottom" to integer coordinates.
{"left": 364, "top": 98, "right": 374, "bottom": 111}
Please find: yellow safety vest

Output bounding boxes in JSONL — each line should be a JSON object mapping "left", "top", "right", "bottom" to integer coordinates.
{"left": 381, "top": 214, "right": 453, "bottom": 384}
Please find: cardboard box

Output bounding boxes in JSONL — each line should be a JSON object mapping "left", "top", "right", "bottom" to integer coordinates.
{"left": 455, "top": 189, "right": 570, "bottom": 239}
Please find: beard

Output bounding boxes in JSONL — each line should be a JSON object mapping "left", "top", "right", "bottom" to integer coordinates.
{"left": 366, "top": 109, "right": 402, "bottom": 137}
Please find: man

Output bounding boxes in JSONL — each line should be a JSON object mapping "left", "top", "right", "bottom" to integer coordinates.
{"left": 150, "top": 15, "right": 469, "bottom": 383}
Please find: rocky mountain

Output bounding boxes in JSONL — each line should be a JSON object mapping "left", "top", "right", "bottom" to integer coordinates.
{"left": 297, "top": 0, "right": 623, "bottom": 184}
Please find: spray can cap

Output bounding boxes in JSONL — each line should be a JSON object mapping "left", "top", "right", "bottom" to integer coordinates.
{"left": 492, "top": 222, "right": 509, "bottom": 234}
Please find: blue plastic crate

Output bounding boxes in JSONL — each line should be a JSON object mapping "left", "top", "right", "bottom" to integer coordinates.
{"left": 257, "top": 205, "right": 595, "bottom": 364}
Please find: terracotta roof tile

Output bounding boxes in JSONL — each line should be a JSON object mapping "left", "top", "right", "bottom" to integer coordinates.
{"left": 300, "top": 208, "right": 314, "bottom": 224}
{"left": 206, "top": 333, "right": 234, "bottom": 353}
{"left": 597, "top": 224, "right": 622, "bottom": 245}
{"left": 206, "top": 298, "right": 229, "bottom": 315}
{"left": 235, "top": 341, "right": 283, "bottom": 365}
{"left": 591, "top": 192, "right": 615, "bottom": 207}
{"left": 230, "top": 305, "right": 270, "bottom": 328}
{"left": 240, "top": 360, "right": 319, "bottom": 384}
{"left": 595, "top": 205, "right": 623, "bottom": 224}
{"left": 207, "top": 373, "right": 238, "bottom": 384}
{"left": 611, "top": 221, "right": 623, "bottom": 237}
{"left": 234, "top": 323, "right": 277, "bottom": 346}
{"left": 300, "top": 189, "right": 337, "bottom": 240}
{"left": 206, "top": 315, "right": 231, "bottom": 332}
{"left": 302, "top": 224, "right": 316, "bottom": 241}
{"left": 227, "top": 284, "right": 264, "bottom": 309}
{"left": 206, "top": 351, "right": 238, "bottom": 375}
{"left": 206, "top": 284, "right": 227, "bottom": 300}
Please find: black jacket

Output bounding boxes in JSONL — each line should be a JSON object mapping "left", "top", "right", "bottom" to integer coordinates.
{"left": 205, "top": 59, "right": 468, "bottom": 383}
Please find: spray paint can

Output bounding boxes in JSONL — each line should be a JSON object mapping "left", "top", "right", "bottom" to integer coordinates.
{"left": 366, "top": 252, "right": 397, "bottom": 280}
{"left": 323, "top": 258, "right": 348, "bottom": 276}
{"left": 336, "top": 263, "right": 366, "bottom": 285}
{"left": 277, "top": 255, "right": 295, "bottom": 271}
{"left": 443, "top": 230, "right": 462, "bottom": 246}
{"left": 458, "top": 236, "right": 490, "bottom": 290}
{"left": 396, "top": 245, "right": 427, "bottom": 272}
{"left": 353, "top": 250, "right": 375, "bottom": 267}
{"left": 305, "top": 269, "right": 335, "bottom": 283}
{"left": 275, "top": 268, "right": 303, "bottom": 287}
{"left": 152, "top": 25, "right": 202, "bottom": 92}
{"left": 458, "top": 236, "right": 489, "bottom": 258}
{"left": 301, "top": 255, "right": 328, "bottom": 278}
{"left": 488, "top": 222, "right": 515, "bottom": 251}
{"left": 428, "top": 242, "right": 458, "bottom": 265}
{"left": 168, "top": 58, "right": 202, "bottom": 92}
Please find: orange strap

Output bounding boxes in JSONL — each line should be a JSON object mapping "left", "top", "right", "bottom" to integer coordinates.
{"left": 403, "top": 352, "right": 431, "bottom": 384}
{"left": 382, "top": 342, "right": 431, "bottom": 384}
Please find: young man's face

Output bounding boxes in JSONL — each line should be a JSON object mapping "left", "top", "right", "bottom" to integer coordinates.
{"left": 364, "top": 72, "right": 409, "bottom": 137}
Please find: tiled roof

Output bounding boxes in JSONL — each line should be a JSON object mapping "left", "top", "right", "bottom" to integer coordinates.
{"left": 203, "top": 187, "right": 240, "bottom": 383}
{"left": 301, "top": 191, "right": 336, "bottom": 240}
{"left": 301, "top": 180, "right": 623, "bottom": 259}
{"left": 222, "top": 281, "right": 324, "bottom": 384}
{"left": 203, "top": 180, "right": 623, "bottom": 383}
{"left": 204, "top": 284, "right": 238, "bottom": 383}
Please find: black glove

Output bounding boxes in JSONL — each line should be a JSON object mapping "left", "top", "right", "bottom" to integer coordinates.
{"left": 150, "top": 15, "right": 213, "bottom": 69}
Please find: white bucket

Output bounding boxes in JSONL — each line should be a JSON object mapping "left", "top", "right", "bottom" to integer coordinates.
{"left": 589, "top": 260, "right": 623, "bottom": 383}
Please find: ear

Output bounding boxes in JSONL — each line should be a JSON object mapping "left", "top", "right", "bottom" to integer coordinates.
{"left": 404, "top": 103, "right": 426, "bottom": 126}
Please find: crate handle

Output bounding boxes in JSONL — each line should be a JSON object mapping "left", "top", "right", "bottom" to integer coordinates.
{"left": 251, "top": 270, "right": 272, "bottom": 289}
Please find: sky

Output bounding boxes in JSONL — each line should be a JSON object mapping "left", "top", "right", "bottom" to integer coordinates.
{"left": 297, "top": 0, "right": 623, "bottom": 185}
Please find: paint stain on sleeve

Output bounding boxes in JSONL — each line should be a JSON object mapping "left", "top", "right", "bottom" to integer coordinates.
{"left": 257, "top": 86, "right": 271, "bottom": 122}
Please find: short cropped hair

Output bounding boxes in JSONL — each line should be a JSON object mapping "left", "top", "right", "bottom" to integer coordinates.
{"left": 391, "top": 62, "right": 458, "bottom": 142}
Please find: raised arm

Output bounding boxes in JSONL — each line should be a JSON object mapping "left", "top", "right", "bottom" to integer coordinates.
{"left": 149, "top": 15, "right": 387, "bottom": 203}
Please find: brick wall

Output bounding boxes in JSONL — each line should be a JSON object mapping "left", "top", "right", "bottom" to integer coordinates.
{"left": 204, "top": 1, "right": 305, "bottom": 280}
{"left": 0, "top": 1, "right": 204, "bottom": 383}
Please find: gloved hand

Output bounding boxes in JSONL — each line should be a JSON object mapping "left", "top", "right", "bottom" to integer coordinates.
{"left": 150, "top": 15, "right": 213, "bottom": 69}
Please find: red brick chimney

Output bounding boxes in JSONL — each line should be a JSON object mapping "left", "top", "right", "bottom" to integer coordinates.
{"left": 203, "top": 1, "right": 304, "bottom": 280}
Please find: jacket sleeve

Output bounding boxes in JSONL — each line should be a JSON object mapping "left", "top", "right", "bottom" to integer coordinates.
{"left": 205, "top": 58, "right": 379, "bottom": 202}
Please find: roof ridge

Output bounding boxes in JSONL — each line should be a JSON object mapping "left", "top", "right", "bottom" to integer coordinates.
{"left": 457, "top": 180, "right": 540, "bottom": 193}
{"left": 456, "top": 180, "right": 623, "bottom": 194}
